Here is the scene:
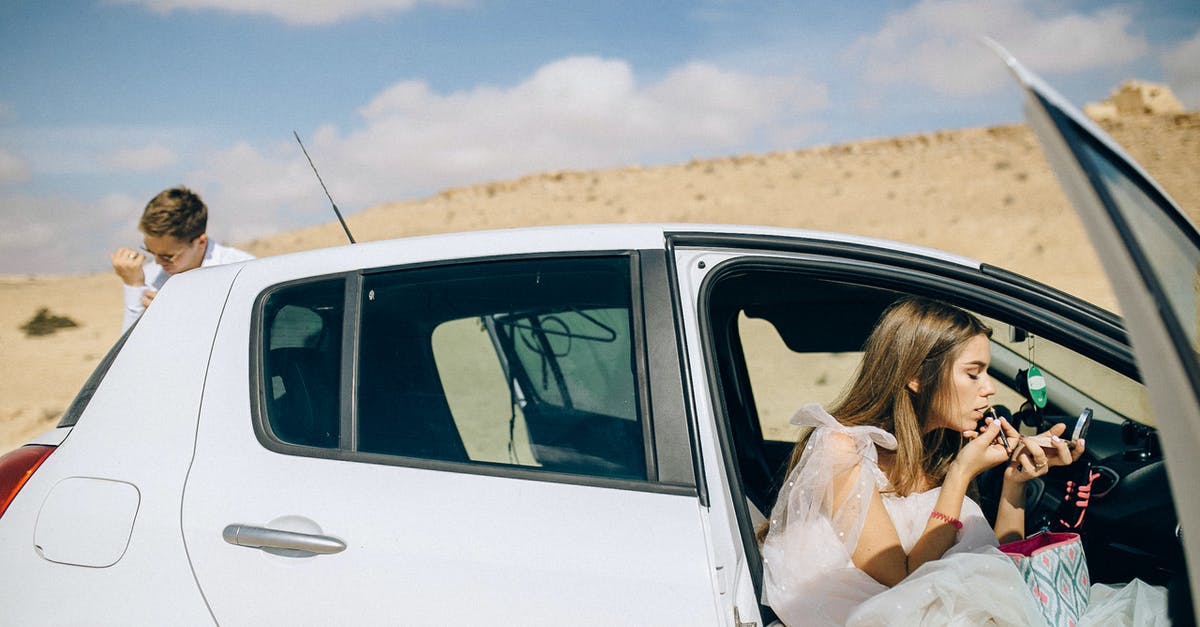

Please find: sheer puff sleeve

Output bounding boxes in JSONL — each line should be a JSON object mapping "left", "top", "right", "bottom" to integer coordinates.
{"left": 760, "top": 403, "right": 898, "bottom": 625}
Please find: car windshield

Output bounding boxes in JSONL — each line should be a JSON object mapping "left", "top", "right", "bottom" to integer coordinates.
{"left": 983, "top": 316, "right": 1151, "bottom": 427}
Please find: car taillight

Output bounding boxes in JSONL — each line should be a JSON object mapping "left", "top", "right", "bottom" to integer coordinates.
{"left": 0, "top": 445, "right": 56, "bottom": 519}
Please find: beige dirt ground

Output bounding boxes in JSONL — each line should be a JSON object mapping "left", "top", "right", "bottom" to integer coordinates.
{"left": 2, "top": 112, "right": 1197, "bottom": 454}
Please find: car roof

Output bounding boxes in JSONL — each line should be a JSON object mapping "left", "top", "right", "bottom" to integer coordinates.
{"left": 239, "top": 223, "right": 983, "bottom": 275}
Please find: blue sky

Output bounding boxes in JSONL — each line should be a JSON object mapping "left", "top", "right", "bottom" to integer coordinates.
{"left": 1, "top": 0, "right": 1197, "bottom": 274}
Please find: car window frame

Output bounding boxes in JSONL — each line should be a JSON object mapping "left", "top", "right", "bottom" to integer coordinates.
{"left": 248, "top": 252, "right": 698, "bottom": 496}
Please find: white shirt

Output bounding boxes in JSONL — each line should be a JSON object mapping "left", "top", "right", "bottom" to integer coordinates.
{"left": 121, "top": 241, "right": 254, "bottom": 331}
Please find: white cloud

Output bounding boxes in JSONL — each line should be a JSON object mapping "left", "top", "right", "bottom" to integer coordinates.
{"left": 1163, "top": 29, "right": 1200, "bottom": 109}
{"left": 99, "top": 192, "right": 143, "bottom": 224}
{"left": 193, "top": 55, "right": 828, "bottom": 229}
{"left": 0, "top": 212, "right": 55, "bottom": 253}
{"left": 4, "top": 125, "right": 204, "bottom": 178}
{"left": 0, "top": 149, "right": 31, "bottom": 184}
{"left": 0, "top": 190, "right": 146, "bottom": 274}
{"left": 98, "top": 143, "right": 178, "bottom": 172}
{"left": 846, "top": 0, "right": 1150, "bottom": 97}
{"left": 106, "top": 0, "right": 469, "bottom": 25}
{"left": 188, "top": 138, "right": 345, "bottom": 244}
{"left": 0, "top": 194, "right": 99, "bottom": 274}
{"left": 1, "top": 56, "right": 828, "bottom": 273}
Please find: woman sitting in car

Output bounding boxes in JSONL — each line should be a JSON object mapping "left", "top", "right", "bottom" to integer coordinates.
{"left": 758, "top": 296, "right": 1166, "bottom": 626}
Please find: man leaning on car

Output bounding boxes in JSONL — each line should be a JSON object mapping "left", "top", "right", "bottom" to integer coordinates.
{"left": 109, "top": 185, "right": 254, "bottom": 332}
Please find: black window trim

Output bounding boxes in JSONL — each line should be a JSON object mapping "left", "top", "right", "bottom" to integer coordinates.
{"left": 58, "top": 318, "right": 138, "bottom": 428}
{"left": 641, "top": 249, "right": 702, "bottom": 493}
{"left": 249, "top": 251, "right": 699, "bottom": 497}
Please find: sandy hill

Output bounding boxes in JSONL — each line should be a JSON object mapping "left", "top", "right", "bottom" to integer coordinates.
{"left": 3, "top": 110, "right": 1198, "bottom": 454}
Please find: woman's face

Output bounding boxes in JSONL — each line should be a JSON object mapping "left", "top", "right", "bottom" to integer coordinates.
{"left": 927, "top": 333, "right": 996, "bottom": 432}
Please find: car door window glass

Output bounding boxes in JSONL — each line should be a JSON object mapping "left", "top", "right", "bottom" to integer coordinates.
{"left": 259, "top": 279, "right": 345, "bottom": 449}
{"left": 357, "top": 256, "right": 647, "bottom": 480}
{"left": 1076, "top": 139, "right": 1200, "bottom": 361}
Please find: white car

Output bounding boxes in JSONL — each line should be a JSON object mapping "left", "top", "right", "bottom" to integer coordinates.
{"left": 1, "top": 52, "right": 1196, "bottom": 626}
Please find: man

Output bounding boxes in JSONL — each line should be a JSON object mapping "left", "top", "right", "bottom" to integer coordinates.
{"left": 110, "top": 186, "right": 254, "bottom": 331}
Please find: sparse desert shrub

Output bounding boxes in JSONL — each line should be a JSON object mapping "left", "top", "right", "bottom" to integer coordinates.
{"left": 20, "top": 308, "right": 79, "bottom": 337}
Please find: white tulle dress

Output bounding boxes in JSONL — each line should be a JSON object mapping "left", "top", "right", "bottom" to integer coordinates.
{"left": 760, "top": 404, "right": 1169, "bottom": 627}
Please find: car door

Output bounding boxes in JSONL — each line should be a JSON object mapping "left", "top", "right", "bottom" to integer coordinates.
{"left": 181, "top": 248, "right": 724, "bottom": 626}
{"left": 1000, "top": 48, "right": 1200, "bottom": 617}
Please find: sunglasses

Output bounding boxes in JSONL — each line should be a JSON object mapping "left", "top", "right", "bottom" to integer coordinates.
{"left": 140, "top": 238, "right": 197, "bottom": 264}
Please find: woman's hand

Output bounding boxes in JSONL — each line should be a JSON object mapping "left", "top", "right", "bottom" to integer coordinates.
{"left": 1003, "top": 422, "right": 1086, "bottom": 484}
{"left": 955, "top": 418, "right": 1016, "bottom": 480}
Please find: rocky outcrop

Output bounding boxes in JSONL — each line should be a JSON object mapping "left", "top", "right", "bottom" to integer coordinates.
{"left": 1085, "top": 81, "right": 1185, "bottom": 119}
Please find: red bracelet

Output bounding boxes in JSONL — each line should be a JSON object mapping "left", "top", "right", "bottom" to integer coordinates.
{"left": 930, "top": 510, "right": 963, "bottom": 530}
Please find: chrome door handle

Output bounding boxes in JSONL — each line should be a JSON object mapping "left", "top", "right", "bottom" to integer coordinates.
{"left": 222, "top": 524, "right": 346, "bottom": 556}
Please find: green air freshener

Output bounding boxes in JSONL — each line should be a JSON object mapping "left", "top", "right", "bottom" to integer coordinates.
{"left": 1026, "top": 365, "right": 1048, "bottom": 409}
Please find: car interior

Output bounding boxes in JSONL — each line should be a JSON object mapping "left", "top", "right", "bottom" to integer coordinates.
{"left": 701, "top": 263, "right": 1187, "bottom": 617}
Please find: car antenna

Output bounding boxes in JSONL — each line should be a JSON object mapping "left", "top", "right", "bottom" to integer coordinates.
{"left": 293, "top": 130, "right": 356, "bottom": 244}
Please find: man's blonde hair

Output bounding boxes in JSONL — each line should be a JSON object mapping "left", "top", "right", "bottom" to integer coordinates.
{"left": 139, "top": 186, "right": 207, "bottom": 241}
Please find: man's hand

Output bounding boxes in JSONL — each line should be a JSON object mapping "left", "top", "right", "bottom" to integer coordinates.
{"left": 141, "top": 290, "right": 157, "bottom": 308}
{"left": 111, "top": 247, "right": 146, "bottom": 287}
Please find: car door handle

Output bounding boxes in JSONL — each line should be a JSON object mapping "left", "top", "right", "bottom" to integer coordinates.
{"left": 222, "top": 524, "right": 346, "bottom": 555}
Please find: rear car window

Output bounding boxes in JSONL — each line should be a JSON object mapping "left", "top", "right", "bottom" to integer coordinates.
{"left": 58, "top": 324, "right": 135, "bottom": 428}
{"left": 258, "top": 256, "right": 648, "bottom": 482}
{"left": 260, "top": 278, "right": 345, "bottom": 448}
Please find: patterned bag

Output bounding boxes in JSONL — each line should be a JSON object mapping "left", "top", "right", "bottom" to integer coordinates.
{"left": 1000, "top": 531, "right": 1090, "bottom": 626}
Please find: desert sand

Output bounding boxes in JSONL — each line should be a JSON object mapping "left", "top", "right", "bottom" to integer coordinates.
{"left": 2, "top": 108, "right": 1197, "bottom": 455}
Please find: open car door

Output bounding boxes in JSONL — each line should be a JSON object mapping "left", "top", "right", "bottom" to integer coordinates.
{"left": 997, "top": 45, "right": 1200, "bottom": 617}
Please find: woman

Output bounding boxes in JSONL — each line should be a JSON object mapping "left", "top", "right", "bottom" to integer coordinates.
{"left": 759, "top": 296, "right": 1165, "bottom": 626}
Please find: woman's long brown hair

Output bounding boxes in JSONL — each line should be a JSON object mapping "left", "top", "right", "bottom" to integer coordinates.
{"left": 756, "top": 296, "right": 992, "bottom": 544}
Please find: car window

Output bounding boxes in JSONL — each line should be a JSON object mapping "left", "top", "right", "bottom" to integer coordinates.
{"left": 356, "top": 256, "right": 647, "bottom": 480}
{"left": 58, "top": 322, "right": 136, "bottom": 429}
{"left": 1074, "top": 138, "right": 1200, "bottom": 362}
{"left": 983, "top": 316, "right": 1151, "bottom": 427}
{"left": 259, "top": 278, "right": 345, "bottom": 448}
